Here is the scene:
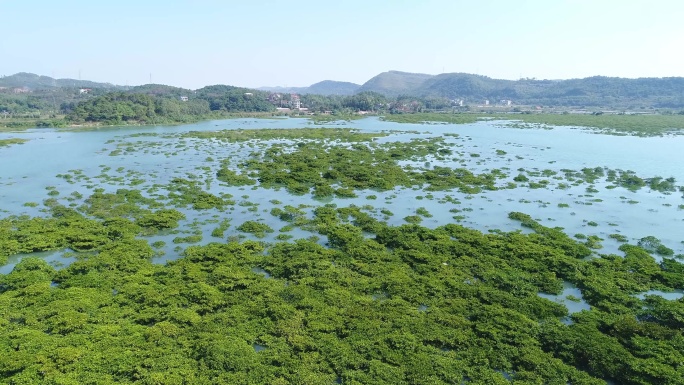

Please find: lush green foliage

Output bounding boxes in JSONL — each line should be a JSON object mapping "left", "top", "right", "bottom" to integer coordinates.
{"left": 66, "top": 92, "right": 211, "bottom": 125}
{"left": 222, "top": 137, "right": 500, "bottom": 196}
{"left": 236, "top": 221, "right": 274, "bottom": 238}
{"left": 1, "top": 121, "right": 683, "bottom": 384}
{"left": 1, "top": 198, "right": 683, "bottom": 384}
{"left": 195, "top": 85, "right": 274, "bottom": 113}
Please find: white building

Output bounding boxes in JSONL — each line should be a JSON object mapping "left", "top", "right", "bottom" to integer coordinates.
{"left": 290, "top": 94, "right": 301, "bottom": 110}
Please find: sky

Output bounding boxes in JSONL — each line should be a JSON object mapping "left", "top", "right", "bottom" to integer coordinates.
{"left": 1, "top": 0, "right": 683, "bottom": 89}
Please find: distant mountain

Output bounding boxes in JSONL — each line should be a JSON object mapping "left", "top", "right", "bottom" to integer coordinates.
{"left": 4, "top": 71, "right": 684, "bottom": 109}
{"left": 127, "top": 84, "right": 193, "bottom": 97}
{"left": 0, "top": 72, "right": 123, "bottom": 90}
{"left": 412, "top": 73, "right": 684, "bottom": 107}
{"left": 258, "top": 80, "right": 360, "bottom": 96}
{"left": 356, "top": 71, "right": 435, "bottom": 96}
{"left": 306, "top": 80, "right": 359, "bottom": 95}
{"left": 257, "top": 86, "right": 307, "bottom": 94}
{"left": 354, "top": 71, "right": 684, "bottom": 108}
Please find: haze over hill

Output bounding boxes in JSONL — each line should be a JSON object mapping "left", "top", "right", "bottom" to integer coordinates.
{"left": 259, "top": 70, "right": 684, "bottom": 108}
{"left": 258, "top": 80, "right": 360, "bottom": 96}
{"left": 3, "top": 71, "right": 684, "bottom": 109}
{"left": 356, "top": 71, "right": 435, "bottom": 96}
{"left": 0, "top": 72, "right": 123, "bottom": 90}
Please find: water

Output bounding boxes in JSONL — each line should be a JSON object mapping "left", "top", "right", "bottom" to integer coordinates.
{"left": 1, "top": 117, "right": 683, "bottom": 273}
{"left": 538, "top": 281, "right": 591, "bottom": 314}
{"left": 634, "top": 289, "right": 684, "bottom": 301}
{"left": 250, "top": 267, "right": 272, "bottom": 279}
{"left": 0, "top": 249, "right": 76, "bottom": 274}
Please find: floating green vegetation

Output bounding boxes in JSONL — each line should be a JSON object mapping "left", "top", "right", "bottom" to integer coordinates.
{"left": 0, "top": 201, "right": 682, "bottom": 384}
{"left": 499, "top": 113, "right": 684, "bottom": 136}
{"left": 223, "top": 138, "right": 501, "bottom": 197}
{"left": 236, "top": 220, "right": 274, "bottom": 238}
{"left": 381, "top": 112, "right": 481, "bottom": 125}
{"left": 638, "top": 236, "right": 675, "bottom": 256}
{"left": 415, "top": 207, "right": 433, "bottom": 218}
{"left": 172, "top": 234, "right": 203, "bottom": 244}
{"left": 382, "top": 112, "right": 684, "bottom": 136}
{"left": 309, "top": 113, "right": 364, "bottom": 124}
{"left": 182, "top": 127, "right": 386, "bottom": 142}
{"left": 211, "top": 219, "right": 231, "bottom": 238}
{"left": 0, "top": 138, "right": 29, "bottom": 147}
{"left": 403, "top": 215, "right": 423, "bottom": 224}
{"left": 216, "top": 165, "right": 256, "bottom": 186}
{"left": 609, "top": 234, "right": 629, "bottom": 243}
{"left": 166, "top": 178, "right": 234, "bottom": 210}
{"left": 151, "top": 240, "right": 166, "bottom": 248}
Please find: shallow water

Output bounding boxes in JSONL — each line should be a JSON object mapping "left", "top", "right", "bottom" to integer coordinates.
{"left": 538, "top": 281, "right": 591, "bottom": 316}
{"left": 1, "top": 117, "right": 683, "bottom": 272}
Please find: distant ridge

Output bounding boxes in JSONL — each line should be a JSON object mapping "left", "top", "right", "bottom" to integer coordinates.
{"left": 3, "top": 71, "right": 684, "bottom": 108}
{"left": 258, "top": 80, "right": 360, "bottom": 96}
{"left": 0, "top": 72, "right": 122, "bottom": 90}
{"left": 356, "top": 70, "right": 434, "bottom": 96}
{"left": 356, "top": 71, "right": 684, "bottom": 108}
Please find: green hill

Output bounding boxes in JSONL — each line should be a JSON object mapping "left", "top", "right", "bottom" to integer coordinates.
{"left": 258, "top": 80, "right": 360, "bottom": 96}
{"left": 307, "top": 80, "right": 359, "bottom": 95}
{"left": 358, "top": 71, "right": 684, "bottom": 108}
{"left": 0, "top": 72, "right": 122, "bottom": 90}
{"left": 356, "top": 71, "right": 435, "bottom": 96}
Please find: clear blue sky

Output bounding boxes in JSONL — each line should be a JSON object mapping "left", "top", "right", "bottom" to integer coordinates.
{"left": 1, "top": 0, "right": 682, "bottom": 89}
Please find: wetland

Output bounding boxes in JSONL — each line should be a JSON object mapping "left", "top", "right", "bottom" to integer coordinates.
{"left": 0, "top": 116, "right": 683, "bottom": 384}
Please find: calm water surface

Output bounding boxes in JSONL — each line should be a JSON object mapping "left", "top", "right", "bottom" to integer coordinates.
{"left": 1, "top": 117, "right": 682, "bottom": 271}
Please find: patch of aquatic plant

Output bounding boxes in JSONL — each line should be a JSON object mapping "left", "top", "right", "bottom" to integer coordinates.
{"left": 270, "top": 205, "right": 309, "bottom": 227}
{"left": 309, "top": 113, "right": 364, "bottom": 124}
{"left": 79, "top": 188, "right": 163, "bottom": 218}
{"left": 226, "top": 138, "right": 501, "bottom": 196}
{"left": 216, "top": 163, "right": 257, "bottom": 186}
{"left": 182, "top": 127, "right": 386, "bottom": 142}
{"left": 498, "top": 113, "right": 684, "bottom": 136}
{"left": 0, "top": 203, "right": 682, "bottom": 384}
{"left": 638, "top": 236, "right": 675, "bottom": 256}
{"left": 0, "top": 138, "right": 29, "bottom": 147}
{"left": 0, "top": 197, "right": 184, "bottom": 265}
{"left": 172, "top": 234, "right": 203, "bottom": 244}
{"left": 381, "top": 112, "right": 481, "bottom": 125}
{"left": 415, "top": 207, "right": 433, "bottom": 218}
{"left": 210, "top": 219, "right": 232, "bottom": 238}
{"left": 236, "top": 220, "right": 274, "bottom": 238}
{"left": 609, "top": 234, "right": 629, "bottom": 243}
{"left": 166, "top": 178, "right": 235, "bottom": 210}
